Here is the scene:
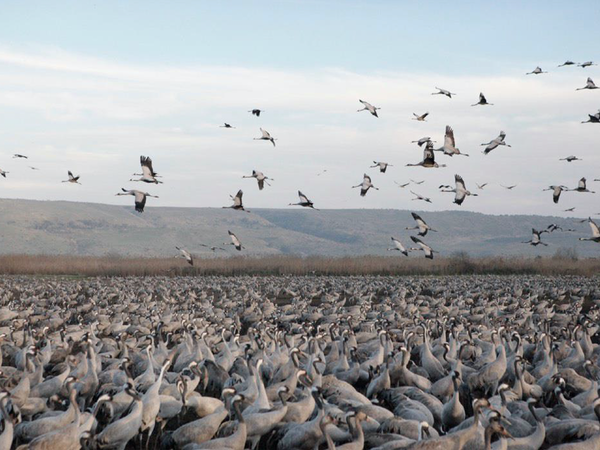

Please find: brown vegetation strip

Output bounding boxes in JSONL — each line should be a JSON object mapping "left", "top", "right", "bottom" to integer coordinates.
{"left": 0, "top": 254, "right": 598, "bottom": 276}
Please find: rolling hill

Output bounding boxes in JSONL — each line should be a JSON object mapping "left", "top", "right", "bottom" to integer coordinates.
{"left": 0, "top": 198, "right": 597, "bottom": 258}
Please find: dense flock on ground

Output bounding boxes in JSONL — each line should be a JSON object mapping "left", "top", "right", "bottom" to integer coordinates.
{"left": 0, "top": 275, "right": 598, "bottom": 449}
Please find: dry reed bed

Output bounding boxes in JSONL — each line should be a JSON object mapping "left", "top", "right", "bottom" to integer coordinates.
{"left": 0, "top": 254, "right": 598, "bottom": 276}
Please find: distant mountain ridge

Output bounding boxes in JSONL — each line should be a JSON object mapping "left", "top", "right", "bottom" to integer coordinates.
{"left": 0, "top": 198, "right": 596, "bottom": 258}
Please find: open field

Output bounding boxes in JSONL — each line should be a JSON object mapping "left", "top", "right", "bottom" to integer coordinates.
{"left": 0, "top": 253, "right": 599, "bottom": 276}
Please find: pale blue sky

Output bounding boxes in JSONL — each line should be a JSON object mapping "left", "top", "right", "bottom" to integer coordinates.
{"left": 0, "top": 1, "right": 599, "bottom": 217}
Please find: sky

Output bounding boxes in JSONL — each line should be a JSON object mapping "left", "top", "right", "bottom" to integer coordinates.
{"left": 0, "top": 0, "right": 599, "bottom": 217}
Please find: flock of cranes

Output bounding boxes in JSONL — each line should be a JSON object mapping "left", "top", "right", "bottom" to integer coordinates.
{"left": 1, "top": 60, "right": 599, "bottom": 262}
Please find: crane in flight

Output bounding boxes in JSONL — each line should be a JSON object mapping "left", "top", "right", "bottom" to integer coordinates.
{"left": 482, "top": 131, "right": 511, "bottom": 155}
{"left": 254, "top": 128, "right": 277, "bottom": 147}
{"left": 579, "top": 218, "right": 600, "bottom": 243}
{"left": 357, "top": 99, "right": 380, "bottom": 117}
{"left": 387, "top": 237, "right": 409, "bottom": 256}
{"left": 431, "top": 87, "right": 456, "bottom": 98}
{"left": 289, "top": 191, "right": 319, "bottom": 210}
{"left": 243, "top": 170, "right": 273, "bottom": 190}
{"left": 352, "top": 174, "right": 379, "bottom": 197}
{"left": 175, "top": 247, "right": 194, "bottom": 266}
{"left": 439, "top": 174, "right": 478, "bottom": 205}
{"left": 115, "top": 189, "right": 158, "bottom": 213}
{"left": 471, "top": 92, "right": 493, "bottom": 106}
{"left": 526, "top": 66, "right": 547, "bottom": 75}
{"left": 412, "top": 112, "right": 429, "bottom": 121}
{"left": 223, "top": 190, "right": 249, "bottom": 212}
{"left": 131, "top": 156, "right": 162, "bottom": 184}
{"left": 407, "top": 141, "right": 447, "bottom": 168}
{"left": 435, "top": 126, "right": 469, "bottom": 156}
{"left": 62, "top": 171, "right": 81, "bottom": 185}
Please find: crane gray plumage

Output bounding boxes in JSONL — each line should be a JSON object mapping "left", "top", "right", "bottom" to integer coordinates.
{"left": 482, "top": 131, "right": 511, "bottom": 154}
{"left": 578, "top": 61, "right": 597, "bottom": 68}
{"left": 243, "top": 170, "right": 273, "bottom": 190}
{"left": 131, "top": 156, "right": 162, "bottom": 184}
{"left": 543, "top": 185, "right": 569, "bottom": 204}
{"left": 115, "top": 189, "right": 157, "bottom": 213}
{"left": 558, "top": 60, "right": 576, "bottom": 67}
{"left": 224, "top": 189, "right": 249, "bottom": 212}
{"left": 410, "top": 236, "right": 435, "bottom": 259}
{"left": 571, "top": 177, "right": 595, "bottom": 193}
{"left": 226, "top": 230, "right": 244, "bottom": 251}
{"left": 431, "top": 87, "right": 456, "bottom": 98}
{"left": 582, "top": 111, "right": 600, "bottom": 123}
{"left": 407, "top": 141, "right": 447, "bottom": 168}
{"left": 439, "top": 174, "right": 478, "bottom": 205}
{"left": 413, "top": 112, "right": 429, "bottom": 121}
{"left": 407, "top": 212, "right": 436, "bottom": 236}
{"left": 435, "top": 125, "right": 468, "bottom": 156}
{"left": 410, "top": 190, "right": 432, "bottom": 203}
{"left": 289, "top": 191, "right": 319, "bottom": 210}
{"left": 370, "top": 161, "right": 392, "bottom": 173}
{"left": 523, "top": 228, "right": 548, "bottom": 246}
{"left": 388, "top": 237, "right": 409, "bottom": 256}
{"left": 352, "top": 174, "right": 379, "bottom": 196}
{"left": 526, "top": 66, "right": 547, "bottom": 75}
{"left": 412, "top": 137, "right": 436, "bottom": 147}
{"left": 220, "top": 123, "right": 235, "bottom": 128}
{"left": 577, "top": 78, "right": 598, "bottom": 90}
{"left": 472, "top": 92, "right": 493, "bottom": 106}
{"left": 395, "top": 181, "right": 410, "bottom": 188}
{"left": 357, "top": 99, "right": 380, "bottom": 117}
{"left": 62, "top": 171, "right": 81, "bottom": 184}
{"left": 579, "top": 218, "right": 600, "bottom": 243}
{"left": 560, "top": 156, "right": 582, "bottom": 162}
{"left": 13, "top": 154, "right": 27, "bottom": 159}
{"left": 0, "top": 169, "right": 7, "bottom": 178}
{"left": 175, "top": 247, "right": 194, "bottom": 266}
{"left": 254, "top": 128, "right": 277, "bottom": 146}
